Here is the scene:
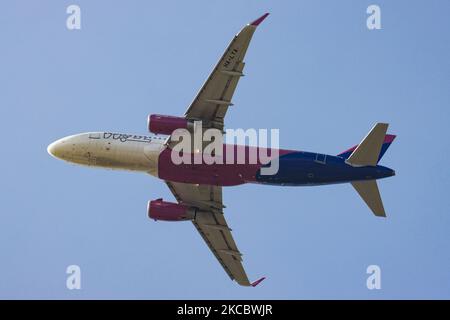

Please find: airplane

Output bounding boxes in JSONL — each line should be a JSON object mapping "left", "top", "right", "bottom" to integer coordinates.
{"left": 47, "top": 13, "right": 396, "bottom": 287}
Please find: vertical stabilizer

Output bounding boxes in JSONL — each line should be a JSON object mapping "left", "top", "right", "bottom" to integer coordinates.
{"left": 338, "top": 134, "right": 396, "bottom": 162}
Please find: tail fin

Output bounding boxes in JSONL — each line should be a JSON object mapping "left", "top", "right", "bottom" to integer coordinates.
{"left": 351, "top": 180, "right": 386, "bottom": 217}
{"left": 338, "top": 123, "right": 396, "bottom": 165}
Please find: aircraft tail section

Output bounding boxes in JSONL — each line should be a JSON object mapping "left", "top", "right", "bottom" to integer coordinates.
{"left": 339, "top": 123, "right": 395, "bottom": 166}
{"left": 340, "top": 123, "right": 396, "bottom": 217}
{"left": 351, "top": 180, "right": 386, "bottom": 217}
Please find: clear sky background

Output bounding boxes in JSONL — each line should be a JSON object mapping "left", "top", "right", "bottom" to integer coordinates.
{"left": 1, "top": 1, "right": 449, "bottom": 299}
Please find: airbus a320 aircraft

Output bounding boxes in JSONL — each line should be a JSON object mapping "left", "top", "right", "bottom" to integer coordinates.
{"left": 48, "top": 13, "right": 396, "bottom": 287}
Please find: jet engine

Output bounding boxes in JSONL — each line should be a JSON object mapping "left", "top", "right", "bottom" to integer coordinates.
{"left": 147, "top": 114, "right": 193, "bottom": 135}
{"left": 147, "top": 199, "right": 196, "bottom": 221}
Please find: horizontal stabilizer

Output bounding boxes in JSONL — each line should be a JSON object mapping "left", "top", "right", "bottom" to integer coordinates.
{"left": 347, "top": 123, "right": 388, "bottom": 166}
{"left": 351, "top": 180, "right": 386, "bottom": 217}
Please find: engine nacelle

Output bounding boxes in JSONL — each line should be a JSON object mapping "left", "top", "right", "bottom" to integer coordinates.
{"left": 148, "top": 199, "right": 196, "bottom": 222}
{"left": 148, "top": 114, "right": 192, "bottom": 135}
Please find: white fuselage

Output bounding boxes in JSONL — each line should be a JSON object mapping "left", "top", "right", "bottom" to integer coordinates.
{"left": 47, "top": 132, "right": 165, "bottom": 177}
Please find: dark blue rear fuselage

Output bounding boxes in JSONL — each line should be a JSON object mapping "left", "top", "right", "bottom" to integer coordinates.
{"left": 256, "top": 151, "right": 395, "bottom": 186}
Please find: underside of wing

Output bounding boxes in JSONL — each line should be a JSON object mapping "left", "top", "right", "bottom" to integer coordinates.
{"left": 165, "top": 181, "right": 254, "bottom": 286}
{"left": 184, "top": 13, "right": 269, "bottom": 130}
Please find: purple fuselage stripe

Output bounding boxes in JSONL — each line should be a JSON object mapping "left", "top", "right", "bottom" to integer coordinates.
{"left": 158, "top": 144, "right": 293, "bottom": 186}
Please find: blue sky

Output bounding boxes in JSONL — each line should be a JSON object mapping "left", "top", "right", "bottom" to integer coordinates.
{"left": 1, "top": 1, "right": 449, "bottom": 299}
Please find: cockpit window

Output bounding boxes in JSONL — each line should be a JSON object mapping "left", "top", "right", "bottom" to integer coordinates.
{"left": 89, "top": 133, "right": 101, "bottom": 139}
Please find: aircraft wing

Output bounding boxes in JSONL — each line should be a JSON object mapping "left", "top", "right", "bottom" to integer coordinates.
{"left": 165, "top": 181, "right": 261, "bottom": 286}
{"left": 183, "top": 13, "right": 269, "bottom": 130}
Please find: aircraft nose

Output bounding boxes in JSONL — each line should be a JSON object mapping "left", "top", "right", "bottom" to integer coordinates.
{"left": 47, "top": 139, "right": 69, "bottom": 159}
